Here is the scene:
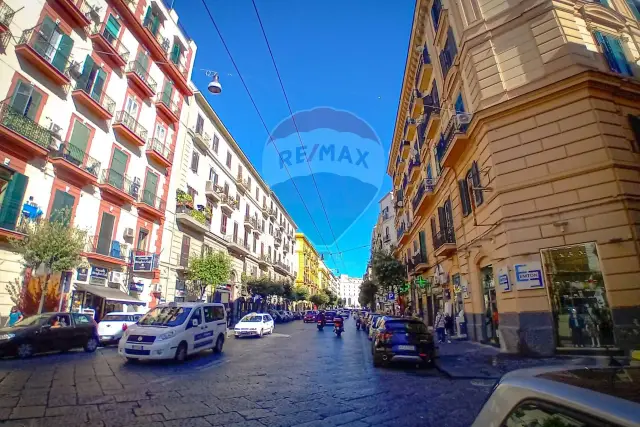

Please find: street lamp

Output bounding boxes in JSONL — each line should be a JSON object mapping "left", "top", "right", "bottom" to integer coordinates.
{"left": 202, "top": 70, "right": 222, "bottom": 94}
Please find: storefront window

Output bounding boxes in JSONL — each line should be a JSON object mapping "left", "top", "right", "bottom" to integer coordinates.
{"left": 541, "top": 243, "right": 615, "bottom": 348}
{"left": 481, "top": 265, "right": 499, "bottom": 345}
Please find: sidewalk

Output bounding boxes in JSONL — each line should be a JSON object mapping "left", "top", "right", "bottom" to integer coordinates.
{"left": 434, "top": 339, "right": 608, "bottom": 380}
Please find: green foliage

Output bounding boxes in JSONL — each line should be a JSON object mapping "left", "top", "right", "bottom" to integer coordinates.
{"left": 176, "top": 189, "right": 194, "bottom": 207}
{"left": 204, "top": 206, "right": 213, "bottom": 219}
{"left": 371, "top": 250, "right": 406, "bottom": 293}
{"left": 10, "top": 210, "right": 87, "bottom": 313}
{"left": 324, "top": 289, "right": 338, "bottom": 306}
{"left": 283, "top": 281, "right": 294, "bottom": 300}
{"left": 309, "top": 292, "right": 330, "bottom": 308}
{"left": 185, "top": 250, "right": 231, "bottom": 299}
{"left": 190, "top": 209, "right": 206, "bottom": 224}
{"left": 359, "top": 280, "right": 378, "bottom": 309}
{"left": 294, "top": 286, "right": 309, "bottom": 302}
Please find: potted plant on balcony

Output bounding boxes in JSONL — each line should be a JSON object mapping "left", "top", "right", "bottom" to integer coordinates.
{"left": 190, "top": 209, "right": 206, "bottom": 225}
{"left": 204, "top": 206, "right": 212, "bottom": 221}
{"left": 176, "top": 189, "right": 193, "bottom": 209}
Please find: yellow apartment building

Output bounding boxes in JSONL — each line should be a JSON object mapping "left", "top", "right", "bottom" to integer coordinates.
{"left": 389, "top": 0, "right": 640, "bottom": 356}
{"left": 318, "top": 262, "right": 332, "bottom": 293}
{"left": 295, "top": 233, "right": 321, "bottom": 295}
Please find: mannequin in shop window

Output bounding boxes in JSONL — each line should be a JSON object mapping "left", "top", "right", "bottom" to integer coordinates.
{"left": 569, "top": 308, "right": 585, "bottom": 347}
{"left": 585, "top": 306, "right": 601, "bottom": 348}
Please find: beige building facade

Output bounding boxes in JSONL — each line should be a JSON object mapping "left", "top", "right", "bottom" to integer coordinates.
{"left": 389, "top": 0, "right": 640, "bottom": 355}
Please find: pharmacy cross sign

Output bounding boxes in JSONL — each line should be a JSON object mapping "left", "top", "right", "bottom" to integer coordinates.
{"left": 399, "top": 282, "right": 411, "bottom": 294}
{"left": 415, "top": 277, "right": 428, "bottom": 289}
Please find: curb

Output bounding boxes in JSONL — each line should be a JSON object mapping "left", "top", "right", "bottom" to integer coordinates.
{"left": 434, "top": 362, "right": 502, "bottom": 380}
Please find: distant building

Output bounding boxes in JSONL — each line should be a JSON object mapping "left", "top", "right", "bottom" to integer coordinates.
{"left": 339, "top": 275, "right": 362, "bottom": 308}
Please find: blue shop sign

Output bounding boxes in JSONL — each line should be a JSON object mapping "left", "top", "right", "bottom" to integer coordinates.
{"left": 514, "top": 262, "right": 544, "bottom": 290}
{"left": 132, "top": 254, "right": 156, "bottom": 273}
{"left": 77, "top": 268, "right": 88, "bottom": 281}
{"left": 129, "top": 282, "right": 144, "bottom": 292}
{"left": 91, "top": 266, "right": 109, "bottom": 279}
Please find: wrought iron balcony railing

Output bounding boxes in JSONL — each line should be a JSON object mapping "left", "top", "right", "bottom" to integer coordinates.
{"left": 100, "top": 168, "right": 140, "bottom": 199}
{"left": 433, "top": 226, "right": 456, "bottom": 250}
{"left": 126, "top": 60, "right": 158, "bottom": 92}
{"left": 147, "top": 138, "right": 173, "bottom": 162}
{"left": 142, "top": 14, "right": 170, "bottom": 54}
{"left": 158, "top": 90, "right": 180, "bottom": 117}
{"left": 139, "top": 189, "right": 166, "bottom": 212}
{"left": 89, "top": 21, "right": 130, "bottom": 63}
{"left": 74, "top": 78, "right": 115, "bottom": 115}
{"left": 0, "top": 1, "right": 16, "bottom": 29}
{"left": 18, "top": 27, "right": 73, "bottom": 77}
{"left": 0, "top": 102, "right": 54, "bottom": 149}
{"left": 49, "top": 142, "right": 101, "bottom": 177}
{"left": 436, "top": 114, "right": 471, "bottom": 166}
{"left": 114, "top": 110, "right": 148, "bottom": 142}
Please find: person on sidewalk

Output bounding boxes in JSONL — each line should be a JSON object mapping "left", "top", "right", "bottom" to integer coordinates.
{"left": 435, "top": 311, "right": 446, "bottom": 343}
{"left": 444, "top": 312, "right": 453, "bottom": 343}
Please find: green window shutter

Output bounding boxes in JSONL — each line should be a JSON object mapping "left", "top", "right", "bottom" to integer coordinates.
{"left": 9, "top": 80, "right": 33, "bottom": 116}
{"left": 33, "top": 16, "right": 56, "bottom": 57}
{"left": 143, "top": 170, "right": 158, "bottom": 204}
{"left": 105, "top": 15, "right": 121, "bottom": 39}
{"left": 143, "top": 6, "right": 152, "bottom": 26}
{"left": 418, "top": 231, "right": 427, "bottom": 260}
{"left": 77, "top": 55, "right": 94, "bottom": 92}
{"left": 96, "top": 212, "right": 115, "bottom": 255}
{"left": 25, "top": 90, "right": 42, "bottom": 121}
{"left": 50, "top": 189, "right": 75, "bottom": 225}
{"left": 0, "top": 172, "right": 28, "bottom": 231}
{"left": 108, "top": 148, "right": 127, "bottom": 189}
{"left": 162, "top": 81, "right": 173, "bottom": 104}
{"left": 91, "top": 68, "right": 106, "bottom": 101}
{"left": 135, "top": 51, "right": 149, "bottom": 72}
{"left": 68, "top": 121, "right": 90, "bottom": 164}
{"left": 51, "top": 33, "right": 73, "bottom": 73}
{"left": 170, "top": 43, "right": 181, "bottom": 64}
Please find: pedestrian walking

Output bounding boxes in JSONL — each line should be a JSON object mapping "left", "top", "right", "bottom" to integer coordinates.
{"left": 4, "top": 306, "right": 23, "bottom": 327}
{"left": 435, "top": 311, "right": 446, "bottom": 343}
{"left": 444, "top": 312, "right": 453, "bottom": 343}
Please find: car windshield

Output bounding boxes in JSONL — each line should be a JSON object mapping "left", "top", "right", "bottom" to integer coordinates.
{"left": 102, "top": 315, "right": 133, "bottom": 322}
{"left": 305, "top": 311, "right": 315, "bottom": 315}
{"left": 13, "top": 314, "right": 50, "bottom": 327}
{"left": 240, "top": 315, "right": 263, "bottom": 323}
{"left": 138, "top": 307, "right": 192, "bottom": 327}
{"left": 326, "top": 311, "right": 336, "bottom": 317}
{"left": 386, "top": 320, "right": 429, "bottom": 334}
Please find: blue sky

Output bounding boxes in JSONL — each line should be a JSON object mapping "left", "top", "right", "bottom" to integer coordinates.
{"left": 173, "top": 0, "right": 414, "bottom": 277}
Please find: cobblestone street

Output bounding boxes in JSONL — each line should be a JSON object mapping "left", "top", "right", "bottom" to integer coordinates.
{"left": 0, "top": 318, "right": 497, "bottom": 427}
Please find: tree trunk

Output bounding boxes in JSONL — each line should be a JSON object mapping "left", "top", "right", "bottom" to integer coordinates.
{"left": 38, "top": 272, "right": 51, "bottom": 314}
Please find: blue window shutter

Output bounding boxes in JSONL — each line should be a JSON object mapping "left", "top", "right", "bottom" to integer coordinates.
{"left": 595, "top": 31, "right": 620, "bottom": 74}
{"left": 596, "top": 0, "right": 610, "bottom": 6}
{"left": 455, "top": 94, "right": 465, "bottom": 113}
{"left": 608, "top": 36, "right": 633, "bottom": 76}
{"left": 629, "top": 1, "right": 640, "bottom": 20}
{"left": 426, "top": 164, "right": 433, "bottom": 180}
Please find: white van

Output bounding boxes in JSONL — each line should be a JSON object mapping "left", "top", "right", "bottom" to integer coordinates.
{"left": 118, "top": 302, "right": 226, "bottom": 362}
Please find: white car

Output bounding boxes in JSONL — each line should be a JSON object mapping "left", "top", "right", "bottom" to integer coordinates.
{"left": 234, "top": 313, "right": 274, "bottom": 338}
{"left": 118, "top": 302, "right": 227, "bottom": 362}
{"left": 98, "top": 312, "right": 143, "bottom": 345}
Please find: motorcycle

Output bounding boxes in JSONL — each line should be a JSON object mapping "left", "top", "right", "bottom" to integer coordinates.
{"left": 334, "top": 319, "right": 344, "bottom": 337}
{"left": 317, "top": 320, "right": 324, "bottom": 331}
{"left": 356, "top": 318, "right": 361, "bottom": 331}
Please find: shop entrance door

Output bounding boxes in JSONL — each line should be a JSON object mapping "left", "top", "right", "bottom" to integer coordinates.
{"left": 481, "top": 265, "right": 499, "bottom": 345}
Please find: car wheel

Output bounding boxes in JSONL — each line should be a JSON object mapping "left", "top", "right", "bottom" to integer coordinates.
{"left": 17, "top": 343, "right": 33, "bottom": 359}
{"left": 174, "top": 342, "right": 188, "bottom": 362}
{"left": 270, "top": 327, "right": 274, "bottom": 334}
{"left": 84, "top": 337, "right": 99, "bottom": 353}
{"left": 258, "top": 329, "right": 263, "bottom": 338}
{"left": 214, "top": 335, "right": 224, "bottom": 353}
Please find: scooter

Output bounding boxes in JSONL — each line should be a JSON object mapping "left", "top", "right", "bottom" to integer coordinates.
{"left": 317, "top": 320, "right": 324, "bottom": 331}
{"left": 356, "top": 318, "right": 361, "bottom": 331}
{"left": 334, "top": 319, "right": 344, "bottom": 337}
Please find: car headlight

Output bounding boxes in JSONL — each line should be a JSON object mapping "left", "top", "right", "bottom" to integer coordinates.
{"left": 157, "top": 330, "right": 176, "bottom": 341}
{"left": 0, "top": 333, "right": 15, "bottom": 341}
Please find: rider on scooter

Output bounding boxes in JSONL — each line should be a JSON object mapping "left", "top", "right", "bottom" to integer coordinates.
{"left": 333, "top": 313, "right": 344, "bottom": 333}
{"left": 317, "top": 310, "right": 326, "bottom": 327}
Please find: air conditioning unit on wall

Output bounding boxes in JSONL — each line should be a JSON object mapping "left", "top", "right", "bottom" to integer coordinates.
{"left": 123, "top": 228, "right": 134, "bottom": 239}
{"left": 109, "top": 271, "right": 125, "bottom": 285}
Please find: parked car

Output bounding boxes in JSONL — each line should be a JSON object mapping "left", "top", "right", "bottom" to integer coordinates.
{"left": 369, "top": 315, "right": 400, "bottom": 342}
{"left": 294, "top": 312, "right": 303, "bottom": 320}
{"left": 278, "top": 310, "right": 291, "bottom": 322}
{"left": 367, "top": 315, "right": 382, "bottom": 338}
{"left": 472, "top": 366, "right": 640, "bottom": 426}
{"left": 0, "top": 312, "right": 99, "bottom": 358}
{"left": 269, "top": 310, "right": 285, "bottom": 323}
{"left": 303, "top": 310, "right": 317, "bottom": 323}
{"left": 371, "top": 318, "right": 435, "bottom": 368}
{"left": 234, "top": 313, "right": 274, "bottom": 338}
{"left": 118, "top": 302, "right": 226, "bottom": 362}
{"left": 284, "top": 311, "right": 294, "bottom": 321}
{"left": 98, "top": 312, "right": 143, "bottom": 346}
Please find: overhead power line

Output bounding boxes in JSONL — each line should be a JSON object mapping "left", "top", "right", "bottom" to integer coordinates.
{"left": 249, "top": 0, "right": 348, "bottom": 274}
{"left": 198, "top": 0, "right": 343, "bottom": 272}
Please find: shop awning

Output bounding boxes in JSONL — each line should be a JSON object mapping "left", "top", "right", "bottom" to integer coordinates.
{"left": 74, "top": 283, "right": 145, "bottom": 306}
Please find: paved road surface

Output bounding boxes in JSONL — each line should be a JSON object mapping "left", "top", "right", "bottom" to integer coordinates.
{"left": 0, "top": 318, "right": 493, "bottom": 427}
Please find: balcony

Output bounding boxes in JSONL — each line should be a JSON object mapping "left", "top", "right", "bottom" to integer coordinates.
{"left": 423, "top": 91, "right": 441, "bottom": 139}
{"left": 158, "top": 46, "right": 192, "bottom": 96}
{"left": 274, "top": 261, "right": 290, "bottom": 275}
{"left": 88, "top": 22, "right": 130, "bottom": 68}
{"left": 49, "top": 142, "right": 101, "bottom": 186}
{"left": 223, "top": 235, "right": 248, "bottom": 255}
{"left": 274, "top": 233, "right": 282, "bottom": 247}
{"left": 83, "top": 235, "right": 128, "bottom": 266}
{"left": 236, "top": 175, "right": 250, "bottom": 194}
{"left": 205, "top": 181, "right": 222, "bottom": 202}
{"left": 253, "top": 220, "right": 262, "bottom": 236}
{"left": 433, "top": 227, "right": 456, "bottom": 257}
{"left": 0, "top": 102, "right": 53, "bottom": 159}
{"left": 243, "top": 215, "right": 255, "bottom": 230}
{"left": 146, "top": 138, "right": 173, "bottom": 168}
{"left": 408, "top": 154, "right": 421, "bottom": 183}
{"left": 113, "top": 110, "right": 148, "bottom": 147}
{"left": 137, "top": 190, "right": 166, "bottom": 220}
{"left": 141, "top": 11, "right": 170, "bottom": 61}
{"left": 15, "top": 28, "right": 73, "bottom": 87}
{"left": 411, "top": 178, "right": 435, "bottom": 214}
{"left": 258, "top": 254, "right": 271, "bottom": 269}
{"left": 155, "top": 91, "right": 180, "bottom": 125}
{"left": 415, "top": 46, "right": 432, "bottom": 92}
{"left": 436, "top": 114, "right": 472, "bottom": 169}
{"left": 410, "top": 89, "right": 423, "bottom": 119}
{"left": 412, "top": 252, "right": 428, "bottom": 274}
{"left": 0, "top": 1, "right": 16, "bottom": 33}
{"left": 192, "top": 129, "right": 210, "bottom": 152}
{"left": 219, "top": 194, "right": 237, "bottom": 215}
{"left": 98, "top": 168, "right": 139, "bottom": 205}
{"left": 404, "top": 117, "right": 417, "bottom": 142}
{"left": 125, "top": 61, "right": 157, "bottom": 99}
{"left": 269, "top": 208, "right": 277, "bottom": 220}
{"left": 261, "top": 205, "right": 269, "bottom": 218}
{"left": 176, "top": 205, "right": 210, "bottom": 233}
{"left": 71, "top": 81, "right": 115, "bottom": 121}
{"left": 55, "top": 0, "right": 95, "bottom": 27}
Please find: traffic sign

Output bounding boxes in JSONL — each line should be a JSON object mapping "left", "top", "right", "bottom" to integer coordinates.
{"left": 387, "top": 292, "right": 395, "bottom": 301}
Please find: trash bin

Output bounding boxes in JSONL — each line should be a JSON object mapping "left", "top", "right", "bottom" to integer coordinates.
{"left": 456, "top": 317, "right": 468, "bottom": 339}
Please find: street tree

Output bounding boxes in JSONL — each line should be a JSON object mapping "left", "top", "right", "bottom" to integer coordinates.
{"left": 309, "top": 293, "right": 329, "bottom": 308}
{"left": 246, "top": 276, "right": 271, "bottom": 298}
{"left": 371, "top": 250, "right": 405, "bottom": 294}
{"left": 185, "top": 250, "right": 232, "bottom": 300}
{"left": 359, "top": 280, "right": 378, "bottom": 310}
{"left": 294, "top": 286, "right": 309, "bottom": 302}
{"left": 11, "top": 210, "right": 87, "bottom": 314}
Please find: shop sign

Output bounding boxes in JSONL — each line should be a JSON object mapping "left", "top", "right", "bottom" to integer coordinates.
{"left": 129, "top": 282, "right": 144, "bottom": 292}
{"left": 132, "top": 255, "right": 156, "bottom": 273}
{"left": 514, "top": 262, "right": 544, "bottom": 290}
{"left": 175, "top": 289, "right": 185, "bottom": 297}
{"left": 461, "top": 277, "right": 470, "bottom": 299}
{"left": 76, "top": 268, "right": 88, "bottom": 282}
{"left": 91, "top": 266, "right": 109, "bottom": 279}
{"left": 89, "top": 277, "right": 106, "bottom": 286}
{"left": 498, "top": 267, "right": 511, "bottom": 292}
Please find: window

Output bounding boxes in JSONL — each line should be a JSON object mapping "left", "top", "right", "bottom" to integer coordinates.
{"left": 269, "top": 223, "right": 273, "bottom": 235}
{"left": 9, "top": 80, "right": 43, "bottom": 120}
{"left": 213, "top": 306, "right": 225, "bottom": 320}
{"left": 439, "top": 27, "right": 458, "bottom": 79}
{"left": 235, "top": 194, "right": 240, "bottom": 206}
{"left": 191, "top": 151, "right": 199, "bottom": 173}
{"left": 103, "top": 14, "right": 121, "bottom": 43}
{"left": 161, "top": 81, "right": 174, "bottom": 107}
{"left": 470, "top": 161, "right": 483, "bottom": 206}
{"left": 195, "top": 114, "right": 204, "bottom": 134}
{"left": 212, "top": 134, "right": 219, "bottom": 153}
{"left": 628, "top": 1, "right": 640, "bottom": 20}
{"left": 0, "top": 168, "right": 28, "bottom": 232}
{"left": 187, "top": 186, "right": 196, "bottom": 200}
{"left": 187, "top": 308, "right": 202, "bottom": 329}
{"left": 247, "top": 177, "right": 252, "bottom": 191}
{"left": 209, "top": 167, "right": 217, "bottom": 182}
{"left": 136, "top": 228, "right": 149, "bottom": 251}
{"left": 170, "top": 41, "right": 183, "bottom": 66}
{"left": 76, "top": 55, "right": 107, "bottom": 102}
{"left": 66, "top": 120, "right": 91, "bottom": 165}
{"left": 180, "top": 235, "right": 190, "bottom": 267}
{"left": 502, "top": 400, "right": 605, "bottom": 427}
{"left": 260, "top": 243, "right": 264, "bottom": 256}
{"left": 33, "top": 16, "right": 73, "bottom": 72}
{"left": 459, "top": 175, "right": 472, "bottom": 217}
{"left": 226, "top": 151, "right": 232, "bottom": 168}
{"left": 238, "top": 165, "right": 243, "bottom": 178}
{"left": 233, "top": 222, "right": 238, "bottom": 240}
{"left": 455, "top": 93, "right": 465, "bottom": 113}
{"left": 594, "top": 31, "right": 633, "bottom": 77}
{"left": 203, "top": 306, "right": 216, "bottom": 323}
{"left": 72, "top": 313, "right": 91, "bottom": 324}
{"left": 431, "top": 0, "right": 442, "bottom": 32}
{"left": 221, "top": 214, "right": 227, "bottom": 234}
{"left": 253, "top": 237, "right": 257, "bottom": 253}
{"left": 256, "top": 187, "right": 259, "bottom": 200}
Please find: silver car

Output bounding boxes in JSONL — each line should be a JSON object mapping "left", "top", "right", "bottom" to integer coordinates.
{"left": 473, "top": 365, "right": 640, "bottom": 427}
